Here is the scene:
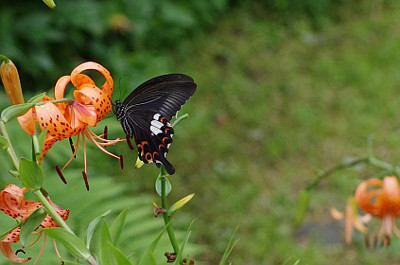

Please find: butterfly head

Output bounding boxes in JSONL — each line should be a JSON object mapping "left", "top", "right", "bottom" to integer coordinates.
{"left": 113, "top": 100, "right": 126, "bottom": 121}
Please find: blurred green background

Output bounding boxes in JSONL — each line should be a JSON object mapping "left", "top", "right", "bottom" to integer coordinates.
{"left": 2, "top": 0, "right": 400, "bottom": 264}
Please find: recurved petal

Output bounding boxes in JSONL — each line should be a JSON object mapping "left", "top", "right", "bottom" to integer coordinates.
{"left": 380, "top": 176, "right": 400, "bottom": 215}
{"left": 70, "top": 73, "right": 95, "bottom": 90}
{"left": 0, "top": 241, "right": 30, "bottom": 263}
{"left": 71, "top": 61, "right": 113, "bottom": 99}
{"left": 330, "top": 207, "right": 344, "bottom": 220}
{"left": 0, "top": 184, "right": 25, "bottom": 212}
{"left": 0, "top": 185, "right": 42, "bottom": 219}
{"left": 54, "top": 75, "right": 71, "bottom": 101}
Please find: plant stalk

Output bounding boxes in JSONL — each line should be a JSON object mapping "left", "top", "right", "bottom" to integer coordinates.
{"left": 0, "top": 120, "right": 20, "bottom": 170}
{"left": 160, "top": 167, "right": 180, "bottom": 254}
{"left": 33, "top": 189, "right": 74, "bottom": 234}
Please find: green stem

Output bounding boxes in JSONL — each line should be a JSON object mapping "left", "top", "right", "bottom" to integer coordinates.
{"left": 306, "top": 154, "right": 400, "bottom": 191}
{"left": 0, "top": 120, "right": 20, "bottom": 170}
{"left": 35, "top": 98, "right": 74, "bottom": 105}
{"left": 0, "top": 54, "right": 9, "bottom": 63}
{"left": 172, "top": 113, "right": 189, "bottom": 128}
{"left": 368, "top": 155, "right": 400, "bottom": 175}
{"left": 160, "top": 167, "right": 180, "bottom": 254}
{"left": 33, "top": 189, "right": 74, "bottom": 234}
{"left": 306, "top": 158, "right": 369, "bottom": 191}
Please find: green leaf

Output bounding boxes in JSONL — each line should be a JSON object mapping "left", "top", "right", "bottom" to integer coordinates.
{"left": 138, "top": 224, "right": 169, "bottom": 265}
{"left": 101, "top": 222, "right": 114, "bottom": 265}
{"left": 85, "top": 209, "right": 111, "bottom": 249}
{"left": 0, "top": 135, "right": 9, "bottom": 150}
{"left": 1, "top": 103, "right": 35, "bottom": 123}
{"left": 294, "top": 190, "right": 311, "bottom": 226}
{"left": 155, "top": 174, "right": 171, "bottom": 196}
{"left": 43, "top": 227, "right": 92, "bottom": 260}
{"left": 283, "top": 257, "right": 301, "bottom": 265}
{"left": 219, "top": 226, "right": 239, "bottom": 265}
{"left": 19, "top": 158, "right": 44, "bottom": 191}
{"left": 173, "top": 221, "right": 195, "bottom": 265}
{"left": 62, "top": 260, "right": 85, "bottom": 265}
{"left": 0, "top": 220, "right": 24, "bottom": 240}
{"left": 110, "top": 209, "right": 127, "bottom": 245}
{"left": 27, "top": 92, "right": 46, "bottom": 104}
{"left": 167, "top": 193, "right": 194, "bottom": 216}
{"left": 20, "top": 207, "right": 47, "bottom": 247}
{"left": 108, "top": 241, "right": 133, "bottom": 265}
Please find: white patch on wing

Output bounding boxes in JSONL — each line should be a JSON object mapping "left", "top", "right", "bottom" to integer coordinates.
{"left": 153, "top": 113, "right": 161, "bottom": 120}
{"left": 151, "top": 119, "right": 164, "bottom": 129}
{"left": 150, "top": 125, "right": 163, "bottom": 135}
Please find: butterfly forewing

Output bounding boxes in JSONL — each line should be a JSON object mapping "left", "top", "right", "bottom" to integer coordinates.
{"left": 116, "top": 74, "right": 196, "bottom": 175}
{"left": 123, "top": 74, "right": 196, "bottom": 119}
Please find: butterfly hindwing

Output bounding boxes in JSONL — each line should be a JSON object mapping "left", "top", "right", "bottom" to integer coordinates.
{"left": 115, "top": 74, "right": 196, "bottom": 175}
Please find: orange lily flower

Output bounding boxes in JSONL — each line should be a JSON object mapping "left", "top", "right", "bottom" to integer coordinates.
{"left": 18, "top": 62, "right": 123, "bottom": 189}
{"left": 355, "top": 176, "right": 400, "bottom": 246}
{"left": 0, "top": 184, "right": 69, "bottom": 263}
{"left": 330, "top": 196, "right": 370, "bottom": 244}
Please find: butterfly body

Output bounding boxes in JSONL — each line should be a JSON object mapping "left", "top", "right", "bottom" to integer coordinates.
{"left": 115, "top": 74, "right": 197, "bottom": 175}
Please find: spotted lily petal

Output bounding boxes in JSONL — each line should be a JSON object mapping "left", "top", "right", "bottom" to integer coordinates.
{"left": 74, "top": 83, "right": 112, "bottom": 122}
{"left": 0, "top": 184, "right": 41, "bottom": 219}
{"left": 0, "top": 241, "right": 30, "bottom": 263}
{"left": 17, "top": 109, "right": 36, "bottom": 135}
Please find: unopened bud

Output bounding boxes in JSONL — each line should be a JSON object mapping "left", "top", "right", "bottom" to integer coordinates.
{"left": 1, "top": 59, "right": 24, "bottom": 105}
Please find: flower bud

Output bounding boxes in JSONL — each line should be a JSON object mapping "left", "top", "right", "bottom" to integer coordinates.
{"left": 0, "top": 59, "right": 24, "bottom": 105}
{"left": 42, "top": 0, "right": 56, "bottom": 8}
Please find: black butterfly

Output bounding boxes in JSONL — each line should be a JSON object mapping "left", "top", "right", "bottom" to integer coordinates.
{"left": 114, "top": 74, "right": 197, "bottom": 175}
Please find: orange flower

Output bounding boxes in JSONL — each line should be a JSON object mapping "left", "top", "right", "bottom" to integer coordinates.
{"left": 355, "top": 176, "right": 400, "bottom": 246}
{"left": 18, "top": 62, "right": 123, "bottom": 189}
{"left": 331, "top": 196, "right": 370, "bottom": 244}
{"left": 0, "top": 184, "right": 69, "bottom": 263}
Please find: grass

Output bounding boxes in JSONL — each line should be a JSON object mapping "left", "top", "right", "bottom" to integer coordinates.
{"left": 168, "top": 3, "right": 400, "bottom": 264}
{"left": 3, "top": 2, "right": 400, "bottom": 265}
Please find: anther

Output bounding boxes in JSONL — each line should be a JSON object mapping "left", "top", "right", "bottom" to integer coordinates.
{"left": 119, "top": 154, "right": 124, "bottom": 169}
{"left": 55, "top": 165, "right": 67, "bottom": 184}
{"left": 126, "top": 135, "right": 134, "bottom": 150}
{"left": 69, "top": 138, "right": 76, "bottom": 158}
{"left": 82, "top": 171, "right": 89, "bottom": 191}
{"left": 104, "top": 126, "right": 108, "bottom": 149}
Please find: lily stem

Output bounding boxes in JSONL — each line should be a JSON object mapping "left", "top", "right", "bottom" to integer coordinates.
{"left": 33, "top": 189, "right": 74, "bottom": 234}
{"left": 160, "top": 167, "right": 180, "bottom": 255}
{"left": 306, "top": 154, "right": 400, "bottom": 191}
{"left": 0, "top": 120, "right": 20, "bottom": 170}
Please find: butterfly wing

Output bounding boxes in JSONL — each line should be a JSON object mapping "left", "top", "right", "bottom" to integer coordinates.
{"left": 119, "top": 74, "right": 196, "bottom": 174}
{"left": 123, "top": 74, "right": 197, "bottom": 120}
